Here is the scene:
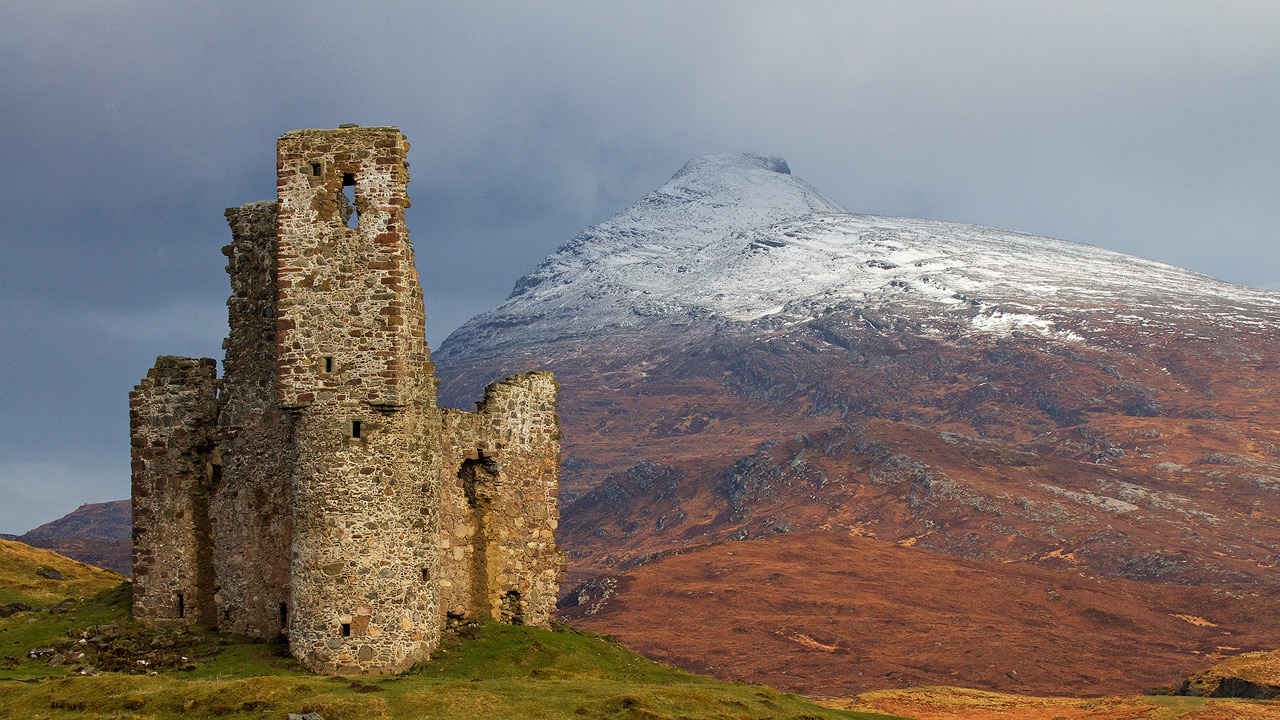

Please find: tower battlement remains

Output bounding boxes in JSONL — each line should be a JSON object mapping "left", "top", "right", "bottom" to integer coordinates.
{"left": 129, "top": 127, "right": 564, "bottom": 676}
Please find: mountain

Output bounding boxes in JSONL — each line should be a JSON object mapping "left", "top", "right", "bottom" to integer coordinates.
{"left": 435, "top": 153, "right": 1280, "bottom": 694}
{"left": 4, "top": 500, "right": 132, "bottom": 576}
{"left": 438, "top": 152, "right": 1279, "bottom": 401}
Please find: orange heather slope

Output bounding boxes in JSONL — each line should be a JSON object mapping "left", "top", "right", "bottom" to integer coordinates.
{"left": 561, "top": 532, "right": 1280, "bottom": 697}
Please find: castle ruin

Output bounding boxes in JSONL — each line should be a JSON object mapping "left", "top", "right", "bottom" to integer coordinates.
{"left": 129, "top": 126, "right": 563, "bottom": 675}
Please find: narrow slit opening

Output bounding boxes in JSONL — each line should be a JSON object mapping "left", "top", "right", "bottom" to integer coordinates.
{"left": 341, "top": 173, "right": 358, "bottom": 229}
{"left": 279, "top": 602, "right": 288, "bottom": 628}
{"left": 340, "top": 622, "right": 351, "bottom": 637}
{"left": 351, "top": 420, "right": 362, "bottom": 439}
{"left": 324, "top": 356, "right": 333, "bottom": 373}
{"left": 177, "top": 593, "right": 185, "bottom": 619}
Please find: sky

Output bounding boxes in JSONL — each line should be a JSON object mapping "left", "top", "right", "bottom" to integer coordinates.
{"left": 1, "top": 1, "right": 1277, "bottom": 534}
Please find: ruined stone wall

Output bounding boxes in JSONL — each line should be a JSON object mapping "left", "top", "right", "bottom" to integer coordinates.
{"left": 210, "top": 201, "right": 296, "bottom": 639}
{"left": 130, "top": 357, "right": 219, "bottom": 628}
{"left": 275, "top": 127, "right": 422, "bottom": 410}
{"left": 274, "top": 127, "right": 441, "bottom": 675}
{"left": 439, "top": 372, "right": 563, "bottom": 629}
{"left": 130, "top": 126, "right": 563, "bottom": 676}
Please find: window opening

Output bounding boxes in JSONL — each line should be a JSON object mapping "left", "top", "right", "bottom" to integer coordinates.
{"left": 177, "top": 593, "right": 185, "bottom": 618}
{"left": 279, "top": 603, "right": 288, "bottom": 627}
{"left": 309, "top": 160, "right": 323, "bottom": 177}
{"left": 421, "top": 568, "right": 430, "bottom": 583}
{"left": 340, "top": 172, "right": 358, "bottom": 229}
{"left": 324, "top": 356, "right": 334, "bottom": 373}
{"left": 223, "top": 609, "right": 231, "bottom": 621}
{"left": 340, "top": 623, "right": 351, "bottom": 637}
{"left": 351, "top": 420, "right": 362, "bottom": 439}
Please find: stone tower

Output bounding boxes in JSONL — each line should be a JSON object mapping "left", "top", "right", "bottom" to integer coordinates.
{"left": 130, "top": 126, "right": 563, "bottom": 676}
{"left": 274, "top": 128, "right": 439, "bottom": 674}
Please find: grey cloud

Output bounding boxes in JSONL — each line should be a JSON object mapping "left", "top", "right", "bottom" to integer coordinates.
{"left": 82, "top": 303, "right": 227, "bottom": 345}
{"left": 0, "top": 1, "right": 1277, "bottom": 531}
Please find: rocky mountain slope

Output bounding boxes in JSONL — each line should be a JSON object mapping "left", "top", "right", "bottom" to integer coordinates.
{"left": 20, "top": 500, "right": 131, "bottom": 542}
{"left": 434, "top": 153, "right": 1280, "bottom": 694}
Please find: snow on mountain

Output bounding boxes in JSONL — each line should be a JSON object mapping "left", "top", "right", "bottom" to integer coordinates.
{"left": 436, "top": 153, "right": 1280, "bottom": 365}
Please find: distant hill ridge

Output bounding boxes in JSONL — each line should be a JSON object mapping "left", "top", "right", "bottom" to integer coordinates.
{"left": 22, "top": 500, "right": 131, "bottom": 540}
{"left": 3, "top": 500, "right": 131, "bottom": 576}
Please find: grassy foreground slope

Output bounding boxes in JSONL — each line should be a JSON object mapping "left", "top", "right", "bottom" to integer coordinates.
{"left": 826, "top": 686, "right": 1280, "bottom": 719}
{"left": 0, "top": 542, "right": 904, "bottom": 720}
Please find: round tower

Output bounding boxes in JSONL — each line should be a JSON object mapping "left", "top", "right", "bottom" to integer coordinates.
{"left": 274, "top": 127, "right": 440, "bottom": 674}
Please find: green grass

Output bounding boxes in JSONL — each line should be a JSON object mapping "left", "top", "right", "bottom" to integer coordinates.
{"left": 0, "top": 538, "right": 123, "bottom": 607}
{"left": 0, "top": 583, "right": 133, "bottom": 681}
{"left": 0, "top": 544, "right": 908, "bottom": 720}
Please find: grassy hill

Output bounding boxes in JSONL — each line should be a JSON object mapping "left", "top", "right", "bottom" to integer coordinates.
{"left": 0, "top": 540, "right": 904, "bottom": 720}
{"left": 0, "top": 537, "right": 124, "bottom": 606}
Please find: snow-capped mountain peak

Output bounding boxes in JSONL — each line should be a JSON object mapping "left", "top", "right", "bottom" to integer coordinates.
{"left": 505, "top": 153, "right": 845, "bottom": 300}
{"left": 672, "top": 152, "right": 792, "bottom": 178}
{"left": 437, "top": 154, "right": 1280, "bottom": 370}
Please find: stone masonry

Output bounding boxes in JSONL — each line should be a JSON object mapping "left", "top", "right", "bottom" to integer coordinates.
{"left": 439, "top": 372, "right": 561, "bottom": 629}
{"left": 130, "top": 126, "right": 564, "bottom": 676}
{"left": 130, "top": 357, "right": 219, "bottom": 628}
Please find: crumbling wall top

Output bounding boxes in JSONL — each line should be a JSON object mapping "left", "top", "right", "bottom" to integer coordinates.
{"left": 273, "top": 126, "right": 423, "bottom": 410}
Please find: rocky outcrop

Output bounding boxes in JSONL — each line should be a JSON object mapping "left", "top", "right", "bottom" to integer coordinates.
{"left": 1176, "top": 650, "right": 1280, "bottom": 699}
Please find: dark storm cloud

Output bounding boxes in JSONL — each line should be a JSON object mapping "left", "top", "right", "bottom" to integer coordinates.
{"left": 2, "top": 1, "right": 1277, "bottom": 532}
